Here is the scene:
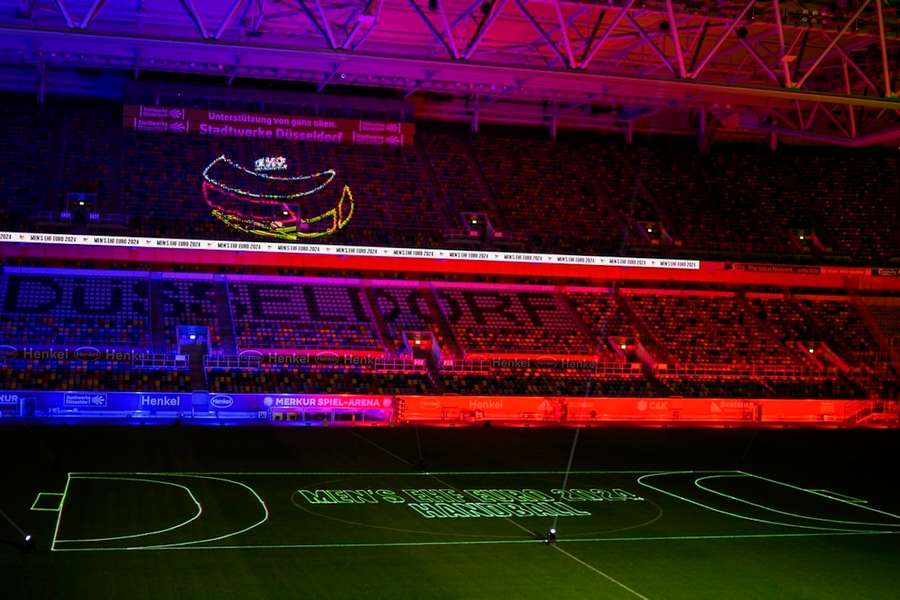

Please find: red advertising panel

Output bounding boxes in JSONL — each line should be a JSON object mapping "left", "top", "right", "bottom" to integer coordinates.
{"left": 400, "top": 396, "right": 872, "bottom": 425}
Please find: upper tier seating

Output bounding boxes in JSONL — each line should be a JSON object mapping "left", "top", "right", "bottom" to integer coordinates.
{"left": 420, "top": 131, "right": 491, "bottom": 215}
{"left": 0, "top": 99, "right": 52, "bottom": 217}
{"left": 1, "top": 99, "right": 896, "bottom": 264}
{"left": 470, "top": 134, "right": 622, "bottom": 255}
{"left": 303, "top": 140, "right": 447, "bottom": 247}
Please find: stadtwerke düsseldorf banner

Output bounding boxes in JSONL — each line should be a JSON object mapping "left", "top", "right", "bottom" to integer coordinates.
{"left": 123, "top": 105, "right": 415, "bottom": 146}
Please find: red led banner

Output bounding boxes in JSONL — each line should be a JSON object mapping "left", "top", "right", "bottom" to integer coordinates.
{"left": 123, "top": 105, "right": 415, "bottom": 146}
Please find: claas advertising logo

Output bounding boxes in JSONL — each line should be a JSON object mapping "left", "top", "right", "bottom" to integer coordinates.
{"left": 202, "top": 155, "right": 353, "bottom": 240}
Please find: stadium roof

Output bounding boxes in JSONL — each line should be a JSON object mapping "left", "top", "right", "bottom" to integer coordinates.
{"left": 1, "top": 0, "right": 898, "bottom": 145}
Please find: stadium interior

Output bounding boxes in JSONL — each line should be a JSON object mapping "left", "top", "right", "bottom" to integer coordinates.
{"left": 0, "top": 0, "right": 898, "bottom": 597}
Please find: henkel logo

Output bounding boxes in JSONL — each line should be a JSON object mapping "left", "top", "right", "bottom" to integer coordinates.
{"left": 73, "top": 346, "right": 101, "bottom": 360}
{"left": 209, "top": 395, "right": 234, "bottom": 409}
{"left": 140, "top": 395, "right": 181, "bottom": 407}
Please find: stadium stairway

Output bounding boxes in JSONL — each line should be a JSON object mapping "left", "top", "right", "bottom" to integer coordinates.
{"left": 424, "top": 287, "right": 464, "bottom": 358}
{"left": 413, "top": 134, "right": 463, "bottom": 231}
{"left": 849, "top": 291, "right": 892, "bottom": 359}
{"left": 615, "top": 290, "right": 674, "bottom": 365}
{"left": 148, "top": 274, "right": 167, "bottom": 353}
{"left": 215, "top": 278, "right": 238, "bottom": 355}
{"left": 363, "top": 287, "right": 397, "bottom": 356}
{"left": 458, "top": 134, "right": 509, "bottom": 232}
{"left": 556, "top": 289, "right": 604, "bottom": 355}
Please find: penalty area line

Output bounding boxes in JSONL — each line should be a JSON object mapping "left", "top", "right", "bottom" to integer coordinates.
{"left": 50, "top": 473, "right": 71, "bottom": 552}
{"left": 30, "top": 492, "right": 64, "bottom": 512}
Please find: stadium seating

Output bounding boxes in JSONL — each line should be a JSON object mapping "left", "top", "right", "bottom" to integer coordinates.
{"left": 228, "top": 280, "right": 382, "bottom": 352}
{"left": 797, "top": 298, "right": 881, "bottom": 366}
{"left": 0, "top": 359, "right": 190, "bottom": 391}
{"left": 0, "top": 267, "right": 893, "bottom": 404}
{"left": 421, "top": 131, "right": 492, "bottom": 215}
{"left": 626, "top": 291, "right": 802, "bottom": 368}
{"left": 434, "top": 288, "right": 595, "bottom": 356}
{"left": 566, "top": 291, "right": 638, "bottom": 358}
{"left": 207, "top": 365, "right": 432, "bottom": 395}
{"left": 1, "top": 101, "right": 896, "bottom": 264}
{"left": 157, "top": 277, "right": 229, "bottom": 353}
{"left": 441, "top": 368, "right": 655, "bottom": 397}
{"left": 470, "top": 134, "right": 622, "bottom": 255}
{"left": 369, "top": 285, "right": 438, "bottom": 350}
{"left": 0, "top": 270, "right": 150, "bottom": 348}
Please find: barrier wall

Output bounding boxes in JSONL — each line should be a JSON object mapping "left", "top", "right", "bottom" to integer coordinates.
{"left": 398, "top": 396, "right": 888, "bottom": 426}
{"left": 0, "top": 391, "right": 393, "bottom": 423}
{"left": 1, "top": 391, "right": 893, "bottom": 427}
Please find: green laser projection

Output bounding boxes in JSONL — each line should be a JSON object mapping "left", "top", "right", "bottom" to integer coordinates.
{"left": 295, "top": 487, "right": 645, "bottom": 519}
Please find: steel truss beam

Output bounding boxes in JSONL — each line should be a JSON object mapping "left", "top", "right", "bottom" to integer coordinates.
{"left": 4, "top": 0, "right": 898, "bottom": 145}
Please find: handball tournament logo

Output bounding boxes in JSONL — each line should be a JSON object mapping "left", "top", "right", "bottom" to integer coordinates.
{"left": 202, "top": 154, "right": 354, "bottom": 240}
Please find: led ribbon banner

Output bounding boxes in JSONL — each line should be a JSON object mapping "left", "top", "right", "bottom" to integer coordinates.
{"left": 202, "top": 155, "right": 354, "bottom": 240}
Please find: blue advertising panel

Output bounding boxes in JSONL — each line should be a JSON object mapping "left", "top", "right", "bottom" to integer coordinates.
{"left": 0, "top": 391, "right": 24, "bottom": 416}
{"left": 33, "top": 391, "right": 192, "bottom": 415}
{"left": 2, "top": 390, "right": 393, "bottom": 422}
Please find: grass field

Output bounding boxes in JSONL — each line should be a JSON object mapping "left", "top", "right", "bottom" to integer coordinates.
{"left": 2, "top": 426, "right": 899, "bottom": 599}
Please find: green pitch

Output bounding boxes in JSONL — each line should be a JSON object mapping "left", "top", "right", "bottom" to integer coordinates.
{"left": 47, "top": 470, "right": 900, "bottom": 553}
{"left": 2, "top": 427, "right": 899, "bottom": 599}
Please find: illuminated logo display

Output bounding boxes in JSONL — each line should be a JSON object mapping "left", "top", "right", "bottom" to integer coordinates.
{"left": 254, "top": 156, "right": 287, "bottom": 171}
{"left": 202, "top": 155, "right": 354, "bottom": 240}
{"left": 210, "top": 395, "right": 235, "bottom": 409}
{"left": 296, "top": 487, "right": 644, "bottom": 519}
